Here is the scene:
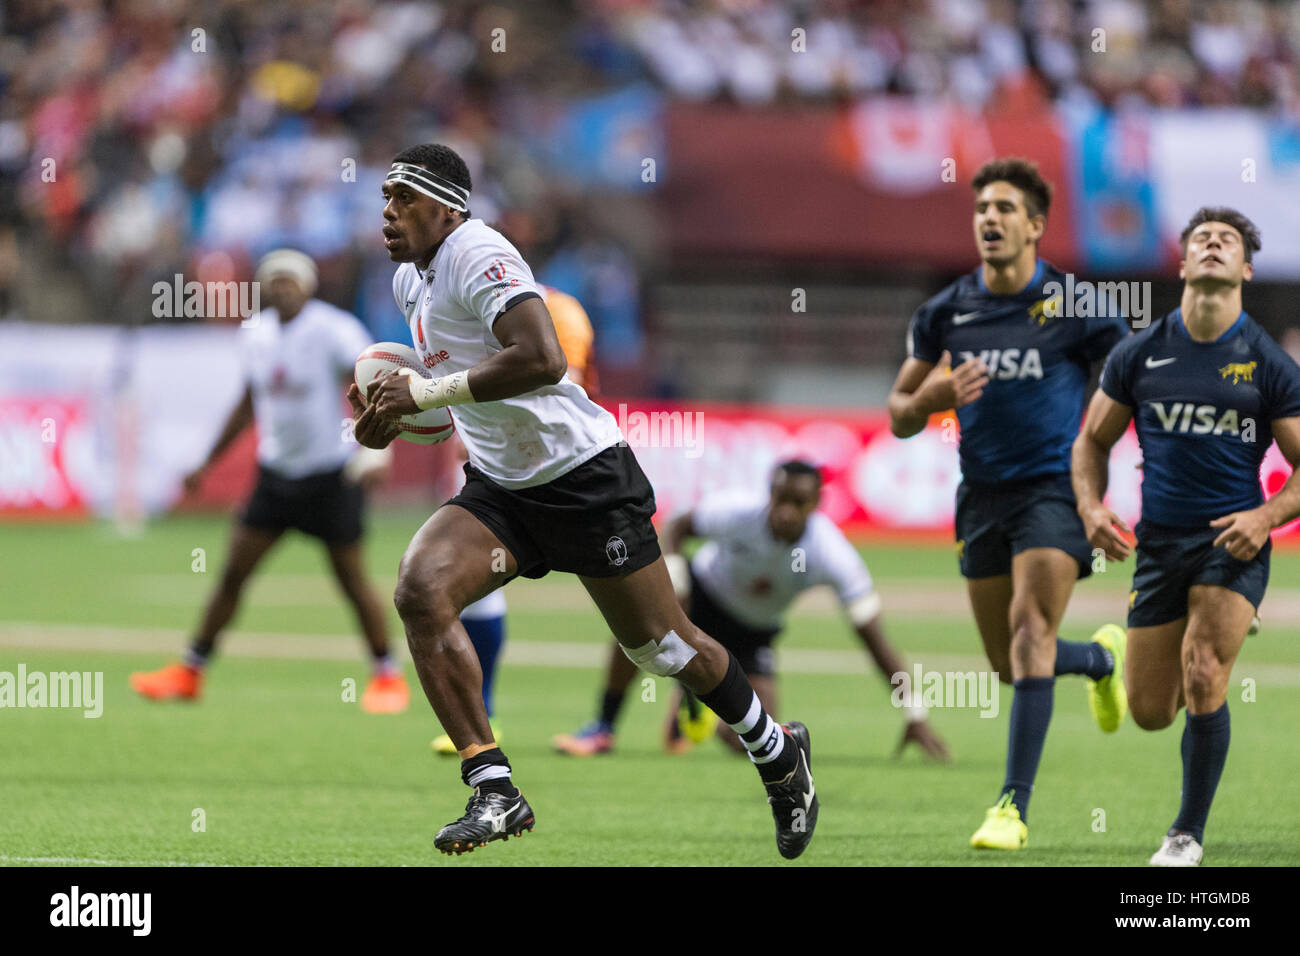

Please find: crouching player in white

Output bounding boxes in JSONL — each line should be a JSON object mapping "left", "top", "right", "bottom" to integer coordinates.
{"left": 554, "top": 460, "right": 950, "bottom": 762}
{"left": 1073, "top": 208, "right": 1300, "bottom": 865}
{"left": 131, "top": 249, "right": 409, "bottom": 714}
{"left": 355, "top": 144, "right": 818, "bottom": 859}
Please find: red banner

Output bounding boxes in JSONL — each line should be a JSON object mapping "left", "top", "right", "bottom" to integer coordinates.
{"left": 0, "top": 398, "right": 90, "bottom": 516}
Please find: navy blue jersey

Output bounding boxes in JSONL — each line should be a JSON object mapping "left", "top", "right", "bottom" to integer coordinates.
{"left": 1099, "top": 309, "right": 1300, "bottom": 527}
{"left": 907, "top": 261, "right": 1127, "bottom": 483}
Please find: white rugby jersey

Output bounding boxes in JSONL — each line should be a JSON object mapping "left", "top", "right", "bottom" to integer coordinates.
{"left": 392, "top": 219, "right": 621, "bottom": 489}
{"left": 240, "top": 299, "right": 372, "bottom": 478}
{"left": 690, "top": 492, "right": 875, "bottom": 631}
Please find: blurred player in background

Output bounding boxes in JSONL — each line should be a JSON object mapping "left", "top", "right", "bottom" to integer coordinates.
{"left": 553, "top": 459, "right": 950, "bottom": 762}
{"left": 1074, "top": 208, "right": 1300, "bottom": 866}
{"left": 431, "top": 283, "right": 601, "bottom": 754}
{"left": 130, "top": 249, "right": 410, "bottom": 714}
{"left": 356, "top": 143, "right": 818, "bottom": 859}
{"left": 887, "top": 158, "right": 1128, "bottom": 851}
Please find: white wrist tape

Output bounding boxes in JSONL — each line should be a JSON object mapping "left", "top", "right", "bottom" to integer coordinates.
{"left": 664, "top": 553, "right": 691, "bottom": 600}
{"left": 400, "top": 368, "right": 474, "bottom": 410}
{"left": 847, "top": 592, "right": 882, "bottom": 626}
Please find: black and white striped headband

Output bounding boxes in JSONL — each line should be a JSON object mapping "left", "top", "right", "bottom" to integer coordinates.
{"left": 385, "top": 163, "right": 470, "bottom": 212}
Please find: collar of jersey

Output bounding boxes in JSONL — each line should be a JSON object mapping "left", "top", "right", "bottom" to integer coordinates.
{"left": 975, "top": 258, "right": 1044, "bottom": 296}
{"left": 417, "top": 219, "right": 476, "bottom": 282}
{"left": 1172, "top": 307, "right": 1247, "bottom": 345}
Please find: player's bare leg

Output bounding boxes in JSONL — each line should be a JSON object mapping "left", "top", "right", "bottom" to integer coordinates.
{"left": 1008, "top": 548, "right": 1077, "bottom": 680}
{"left": 1126, "top": 619, "right": 1188, "bottom": 731}
{"left": 327, "top": 540, "right": 407, "bottom": 713}
{"left": 394, "top": 505, "right": 513, "bottom": 749}
{"left": 395, "top": 505, "right": 534, "bottom": 854}
{"left": 130, "top": 523, "right": 282, "bottom": 700}
{"left": 325, "top": 541, "right": 392, "bottom": 659}
{"left": 192, "top": 524, "right": 284, "bottom": 655}
{"left": 967, "top": 574, "right": 1013, "bottom": 682}
{"left": 582, "top": 557, "right": 819, "bottom": 858}
{"left": 971, "top": 548, "right": 1076, "bottom": 848}
{"left": 1138, "top": 585, "right": 1252, "bottom": 865}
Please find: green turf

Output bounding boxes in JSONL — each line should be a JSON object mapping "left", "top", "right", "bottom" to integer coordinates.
{"left": 2, "top": 511, "right": 1298, "bottom": 865}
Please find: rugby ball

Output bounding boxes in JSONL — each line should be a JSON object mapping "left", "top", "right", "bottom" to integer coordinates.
{"left": 354, "top": 343, "right": 455, "bottom": 445}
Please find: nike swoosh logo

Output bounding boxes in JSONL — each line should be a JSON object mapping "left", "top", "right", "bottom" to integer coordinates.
{"left": 952, "top": 311, "right": 982, "bottom": 325}
{"left": 1145, "top": 356, "right": 1177, "bottom": 368}
{"left": 404, "top": 298, "right": 417, "bottom": 307}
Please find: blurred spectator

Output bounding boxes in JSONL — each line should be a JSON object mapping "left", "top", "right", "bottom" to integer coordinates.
{"left": 6, "top": 0, "right": 1300, "bottom": 367}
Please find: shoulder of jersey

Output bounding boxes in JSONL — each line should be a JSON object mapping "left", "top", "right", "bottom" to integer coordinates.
{"left": 917, "top": 271, "right": 976, "bottom": 316}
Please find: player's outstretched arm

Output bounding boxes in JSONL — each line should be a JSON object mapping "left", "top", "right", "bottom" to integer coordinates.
{"left": 1211, "top": 416, "right": 1300, "bottom": 560}
{"left": 184, "top": 385, "right": 254, "bottom": 492}
{"left": 850, "top": 611, "right": 951, "bottom": 762}
{"left": 887, "top": 351, "right": 988, "bottom": 438}
{"left": 1072, "top": 389, "right": 1133, "bottom": 562}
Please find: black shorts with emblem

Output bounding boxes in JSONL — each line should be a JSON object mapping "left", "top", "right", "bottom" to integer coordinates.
{"left": 1128, "top": 519, "right": 1270, "bottom": 628}
{"left": 445, "top": 443, "right": 661, "bottom": 580}
{"left": 687, "top": 566, "right": 781, "bottom": 678}
{"left": 241, "top": 465, "right": 364, "bottom": 545}
{"left": 955, "top": 472, "right": 1093, "bottom": 579}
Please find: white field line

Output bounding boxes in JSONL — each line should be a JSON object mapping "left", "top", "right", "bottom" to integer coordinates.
{"left": 2, "top": 621, "right": 1300, "bottom": 685}
{"left": 0, "top": 854, "right": 236, "bottom": 867}
{"left": 124, "top": 572, "right": 1300, "bottom": 621}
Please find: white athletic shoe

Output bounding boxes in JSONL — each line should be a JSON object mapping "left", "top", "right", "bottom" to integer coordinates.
{"left": 1149, "top": 831, "right": 1203, "bottom": 867}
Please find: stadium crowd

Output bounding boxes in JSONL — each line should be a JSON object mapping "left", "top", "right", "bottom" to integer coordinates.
{"left": 4, "top": 0, "right": 1300, "bottom": 362}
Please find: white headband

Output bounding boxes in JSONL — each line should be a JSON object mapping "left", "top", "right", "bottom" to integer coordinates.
{"left": 254, "top": 248, "right": 318, "bottom": 295}
{"left": 384, "top": 162, "right": 470, "bottom": 212}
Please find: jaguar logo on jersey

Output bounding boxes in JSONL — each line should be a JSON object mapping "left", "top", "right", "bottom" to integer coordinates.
{"left": 605, "top": 536, "right": 629, "bottom": 567}
{"left": 955, "top": 348, "right": 1043, "bottom": 380}
{"left": 1219, "top": 361, "right": 1257, "bottom": 385}
{"left": 1028, "top": 296, "right": 1063, "bottom": 326}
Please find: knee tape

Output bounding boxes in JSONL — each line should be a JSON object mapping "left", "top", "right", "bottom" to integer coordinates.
{"left": 621, "top": 629, "right": 698, "bottom": 677}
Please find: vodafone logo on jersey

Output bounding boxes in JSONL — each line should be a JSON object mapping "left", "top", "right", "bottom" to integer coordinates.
{"left": 423, "top": 349, "right": 451, "bottom": 370}
{"left": 413, "top": 319, "right": 450, "bottom": 368}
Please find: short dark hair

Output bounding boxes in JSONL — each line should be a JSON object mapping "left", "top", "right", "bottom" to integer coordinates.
{"left": 971, "top": 157, "right": 1053, "bottom": 219}
{"left": 773, "top": 459, "right": 822, "bottom": 489}
{"left": 391, "top": 143, "right": 473, "bottom": 217}
{"left": 1179, "top": 206, "right": 1261, "bottom": 263}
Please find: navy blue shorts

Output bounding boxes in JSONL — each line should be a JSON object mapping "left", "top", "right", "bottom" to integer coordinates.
{"left": 444, "top": 443, "right": 661, "bottom": 581}
{"left": 241, "top": 465, "right": 364, "bottom": 546}
{"left": 954, "top": 473, "right": 1093, "bottom": 580}
{"left": 687, "top": 567, "right": 781, "bottom": 678}
{"left": 1128, "top": 519, "right": 1270, "bottom": 628}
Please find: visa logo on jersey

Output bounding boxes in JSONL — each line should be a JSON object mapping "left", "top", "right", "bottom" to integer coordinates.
{"left": 955, "top": 348, "right": 1043, "bottom": 380}
{"left": 1151, "top": 402, "right": 1243, "bottom": 435}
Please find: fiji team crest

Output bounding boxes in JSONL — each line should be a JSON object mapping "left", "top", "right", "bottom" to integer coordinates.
{"left": 1219, "top": 361, "right": 1257, "bottom": 385}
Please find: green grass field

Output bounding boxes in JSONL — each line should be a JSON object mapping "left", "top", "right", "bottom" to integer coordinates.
{"left": 2, "top": 511, "right": 1299, "bottom": 866}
